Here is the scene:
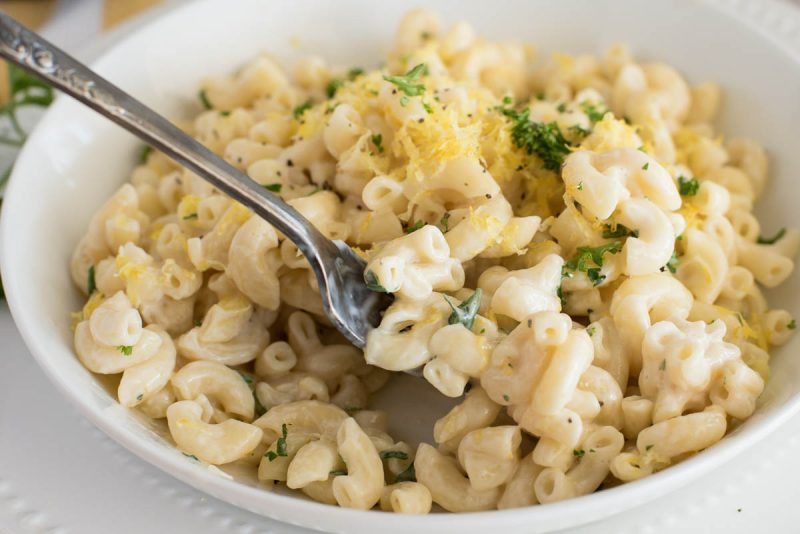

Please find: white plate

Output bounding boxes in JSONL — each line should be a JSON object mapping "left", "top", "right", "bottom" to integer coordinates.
{"left": 2, "top": 0, "right": 800, "bottom": 532}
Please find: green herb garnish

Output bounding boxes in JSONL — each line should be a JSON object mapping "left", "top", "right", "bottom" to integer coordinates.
{"left": 263, "top": 183, "right": 282, "bottom": 193}
{"left": 666, "top": 251, "right": 679, "bottom": 273}
{"left": 642, "top": 162, "right": 649, "bottom": 170}
{"left": 326, "top": 78, "right": 344, "bottom": 99}
{"left": 395, "top": 463, "right": 416, "bottom": 483}
{"left": 117, "top": 345, "right": 133, "bottom": 356}
{"left": 757, "top": 228, "right": 786, "bottom": 245}
{"left": 329, "top": 470, "right": 347, "bottom": 477}
{"left": 183, "top": 453, "right": 199, "bottom": 461}
{"left": 659, "top": 359, "right": 667, "bottom": 371}
{"left": 182, "top": 213, "right": 198, "bottom": 220}
{"left": 293, "top": 100, "right": 313, "bottom": 119}
{"left": 383, "top": 63, "right": 428, "bottom": 97}
{"left": 563, "top": 242, "right": 623, "bottom": 285}
{"left": 364, "top": 271, "right": 387, "bottom": 293}
{"left": 265, "top": 423, "right": 289, "bottom": 461}
{"left": 440, "top": 212, "right": 451, "bottom": 232}
{"left": 497, "top": 104, "right": 571, "bottom": 172}
{"left": 581, "top": 101, "right": 607, "bottom": 123}
{"left": 444, "top": 289, "right": 482, "bottom": 330}
{"left": 371, "top": 133, "right": 384, "bottom": 153}
{"left": 87, "top": 265, "right": 97, "bottom": 295}
{"left": 557, "top": 102, "right": 567, "bottom": 113}
{"left": 347, "top": 67, "right": 364, "bottom": 80}
{"left": 788, "top": 320, "right": 796, "bottom": 330}
{"left": 379, "top": 450, "right": 409, "bottom": 461}
{"left": 140, "top": 145, "right": 153, "bottom": 164}
{"left": 198, "top": 89, "right": 212, "bottom": 110}
{"left": 677, "top": 175, "right": 700, "bottom": 196}
{"left": 574, "top": 449, "right": 586, "bottom": 458}
{"left": 405, "top": 220, "right": 426, "bottom": 234}
{"left": 503, "top": 394, "right": 510, "bottom": 402}
{"left": 602, "top": 224, "right": 639, "bottom": 239}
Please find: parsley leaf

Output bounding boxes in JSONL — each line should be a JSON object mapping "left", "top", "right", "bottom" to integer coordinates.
{"left": 569, "top": 124, "right": 591, "bottom": 138}
{"left": 788, "top": 319, "right": 796, "bottom": 330}
{"left": 182, "top": 213, "right": 198, "bottom": 220}
{"left": 265, "top": 423, "right": 289, "bottom": 461}
{"left": 140, "top": 145, "right": 153, "bottom": 164}
{"left": 440, "top": 212, "right": 451, "bottom": 232}
{"left": 329, "top": 470, "right": 347, "bottom": 477}
{"left": 379, "top": 450, "right": 409, "bottom": 460}
{"left": 573, "top": 449, "right": 586, "bottom": 458}
{"left": 263, "top": 183, "right": 282, "bottom": 193}
{"left": 666, "top": 251, "right": 679, "bottom": 273}
{"left": 659, "top": 359, "right": 666, "bottom": 371}
{"left": 581, "top": 101, "right": 607, "bottom": 123}
{"left": 383, "top": 63, "right": 428, "bottom": 97}
{"left": 183, "top": 453, "right": 199, "bottom": 461}
{"left": 602, "top": 224, "right": 639, "bottom": 239}
{"left": 326, "top": 79, "right": 344, "bottom": 99}
{"left": 364, "top": 271, "right": 387, "bottom": 292}
{"left": 293, "top": 100, "right": 313, "bottom": 119}
{"left": 371, "top": 133, "right": 384, "bottom": 153}
{"left": 405, "top": 220, "right": 426, "bottom": 233}
{"left": 757, "top": 228, "right": 786, "bottom": 245}
{"left": 117, "top": 345, "right": 133, "bottom": 356}
{"left": 497, "top": 105, "right": 571, "bottom": 172}
{"left": 677, "top": 175, "right": 700, "bottom": 196}
{"left": 87, "top": 265, "right": 97, "bottom": 295}
{"left": 444, "top": 289, "right": 482, "bottom": 330}
{"left": 563, "top": 242, "right": 623, "bottom": 285}
{"left": 198, "top": 89, "right": 212, "bottom": 110}
{"left": 347, "top": 67, "right": 364, "bottom": 80}
{"left": 395, "top": 463, "right": 416, "bottom": 483}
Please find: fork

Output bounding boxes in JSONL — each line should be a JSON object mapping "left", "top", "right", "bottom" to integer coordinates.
{"left": 0, "top": 13, "right": 393, "bottom": 347}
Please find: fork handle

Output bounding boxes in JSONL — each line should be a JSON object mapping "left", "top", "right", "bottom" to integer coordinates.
{"left": 0, "top": 12, "right": 336, "bottom": 261}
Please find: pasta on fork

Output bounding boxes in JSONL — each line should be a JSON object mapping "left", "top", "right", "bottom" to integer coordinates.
{"left": 69, "top": 8, "right": 797, "bottom": 512}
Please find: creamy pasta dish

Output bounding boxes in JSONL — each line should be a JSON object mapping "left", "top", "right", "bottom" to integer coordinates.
{"left": 69, "top": 9, "right": 797, "bottom": 513}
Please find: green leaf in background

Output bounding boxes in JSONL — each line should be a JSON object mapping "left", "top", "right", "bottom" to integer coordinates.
{"left": 0, "top": 64, "right": 56, "bottom": 301}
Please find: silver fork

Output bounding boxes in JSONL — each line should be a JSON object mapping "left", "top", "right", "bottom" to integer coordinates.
{"left": 0, "top": 13, "right": 393, "bottom": 347}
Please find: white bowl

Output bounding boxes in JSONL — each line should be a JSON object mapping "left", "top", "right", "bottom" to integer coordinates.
{"left": 3, "top": 0, "right": 800, "bottom": 532}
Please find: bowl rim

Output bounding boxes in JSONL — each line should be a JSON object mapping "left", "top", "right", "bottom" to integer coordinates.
{"left": 2, "top": 0, "right": 800, "bottom": 529}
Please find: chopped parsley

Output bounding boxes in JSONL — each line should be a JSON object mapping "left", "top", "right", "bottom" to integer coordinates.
{"left": 198, "top": 89, "right": 212, "bottom": 110}
{"left": 659, "top": 359, "right": 667, "bottom": 371}
{"left": 602, "top": 223, "right": 639, "bottom": 239}
{"left": 587, "top": 326, "right": 596, "bottom": 337}
{"left": 383, "top": 63, "right": 428, "bottom": 97}
{"left": 262, "top": 183, "right": 282, "bottom": 193}
{"left": 557, "top": 102, "right": 567, "bottom": 113}
{"left": 497, "top": 105, "right": 571, "bottom": 172}
{"left": 563, "top": 241, "right": 623, "bottom": 286}
{"left": 642, "top": 162, "right": 649, "bottom": 170}
{"left": 440, "top": 212, "right": 451, "bottom": 232}
{"left": 182, "top": 213, "right": 198, "bottom": 220}
{"left": 757, "top": 228, "right": 786, "bottom": 245}
{"left": 347, "top": 67, "right": 364, "bottom": 80}
{"left": 265, "top": 423, "right": 289, "bottom": 461}
{"left": 329, "top": 470, "right": 347, "bottom": 477}
{"left": 183, "top": 453, "right": 199, "bottom": 461}
{"left": 136, "top": 394, "right": 143, "bottom": 401}
{"left": 573, "top": 449, "right": 586, "bottom": 458}
{"left": 395, "top": 463, "right": 416, "bottom": 483}
{"left": 569, "top": 124, "right": 591, "bottom": 138}
{"left": 503, "top": 394, "right": 510, "bottom": 402}
{"left": 677, "top": 175, "right": 700, "bottom": 196}
{"left": 87, "top": 265, "right": 97, "bottom": 295}
{"left": 444, "top": 289, "right": 482, "bottom": 330}
{"left": 371, "top": 133, "right": 384, "bottom": 153}
{"left": 645, "top": 444, "right": 654, "bottom": 451}
{"left": 140, "top": 145, "right": 153, "bottom": 164}
{"left": 220, "top": 111, "right": 231, "bottom": 117}
{"left": 293, "top": 100, "right": 313, "bottom": 119}
{"left": 116, "top": 345, "right": 133, "bottom": 356}
{"left": 557, "top": 284, "right": 566, "bottom": 306}
{"left": 325, "top": 78, "right": 344, "bottom": 99}
{"left": 364, "top": 271, "right": 387, "bottom": 292}
{"left": 577, "top": 181, "right": 584, "bottom": 191}
{"left": 399, "top": 95, "right": 410, "bottom": 107}
{"left": 666, "top": 251, "right": 679, "bottom": 274}
{"left": 344, "top": 406, "right": 362, "bottom": 415}
{"left": 788, "top": 319, "right": 796, "bottom": 330}
{"left": 405, "top": 220, "right": 426, "bottom": 234}
{"left": 581, "top": 101, "right": 607, "bottom": 123}
{"left": 379, "top": 450, "right": 409, "bottom": 461}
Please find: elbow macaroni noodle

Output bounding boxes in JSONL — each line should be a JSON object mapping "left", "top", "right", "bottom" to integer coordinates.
{"left": 70, "top": 9, "right": 796, "bottom": 512}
